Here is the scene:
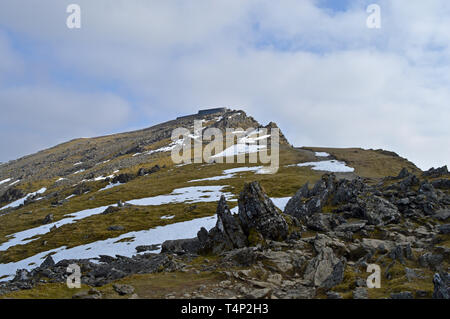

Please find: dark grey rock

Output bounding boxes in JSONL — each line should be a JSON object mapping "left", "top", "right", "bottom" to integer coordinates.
{"left": 432, "top": 272, "right": 449, "bottom": 299}
{"left": 238, "top": 182, "right": 289, "bottom": 241}
{"left": 161, "top": 238, "right": 201, "bottom": 255}
{"left": 107, "top": 225, "right": 125, "bottom": 231}
{"left": 40, "top": 255, "right": 55, "bottom": 269}
{"left": 438, "top": 224, "right": 450, "bottom": 234}
{"left": 42, "top": 214, "right": 54, "bottom": 224}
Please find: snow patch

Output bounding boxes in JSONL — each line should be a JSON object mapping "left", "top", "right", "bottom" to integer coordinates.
{"left": 0, "top": 215, "right": 218, "bottom": 281}
{"left": 0, "top": 188, "right": 47, "bottom": 211}
{"left": 0, "top": 178, "right": 11, "bottom": 185}
{"left": 315, "top": 152, "right": 330, "bottom": 157}
{"left": 296, "top": 160, "right": 354, "bottom": 173}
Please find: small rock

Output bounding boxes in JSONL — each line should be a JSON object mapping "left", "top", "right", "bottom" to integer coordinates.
{"left": 42, "top": 214, "right": 54, "bottom": 224}
{"left": 113, "top": 284, "right": 135, "bottom": 296}
{"left": 108, "top": 225, "right": 125, "bottom": 231}
{"left": 246, "top": 288, "right": 271, "bottom": 299}
{"left": 353, "top": 287, "right": 368, "bottom": 299}
{"left": 326, "top": 291, "right": 343, "bottom": 299}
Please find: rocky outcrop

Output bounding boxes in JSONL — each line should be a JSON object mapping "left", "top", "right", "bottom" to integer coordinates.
{"left": 237, "top": 182, "right": 289, "bottom": 241}
{"left": 137, "top": 165, "right": 161, "bottom": 176}
{"left": 199, "top": 196, "right": 247, "bottom": 254}
{"left": 162, "top": 182, "right": 289, "bottom": 255}
{"left": 0, "top": 187, "right": 24, "bottom": 206}
{"left": 423, "top": 166, "right": 448, "bottom": 178}
{"left": 433, "top": 272, "right": 449, "bottom": 299}
{"left": 2, "top": 253, "right": 185, "bottom": 292}
{"left": 112, "top": 173, "right": 135, "bottom": 184}
{"left": 284, "top": 169, "right": 449, "bottom": 227}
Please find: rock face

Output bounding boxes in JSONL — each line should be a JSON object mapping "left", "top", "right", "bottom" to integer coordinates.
{"left": 237, "top": 182, "right": 289, "bottom": 241}
{"left": 303, "top": 234, "right": 346, "bottom": 289}
{"left": 199, "top": 196, "right": 248, "bottom": 254}
{"left": 162, "top": 181, "right": 289, "bottom": 255}
{"left": 304, "top": 246, "right": 346, "bottom": 288}
{"left": 433, "top": 272, "right": 450, "bottom": 299}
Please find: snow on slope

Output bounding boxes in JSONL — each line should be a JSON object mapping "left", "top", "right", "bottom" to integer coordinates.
{"left": 0, "top": 194, "right": 290, "bottom": 281}
{"left": 296, "top": 160, "right": 354, "bottom": 173}
{"left": 0, "top": 188, "right": 47, "bottom": 211}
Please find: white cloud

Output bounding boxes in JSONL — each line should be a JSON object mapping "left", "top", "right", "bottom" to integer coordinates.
{"left": 0, "top": 86, "right": 131, "bottom": 161}
{"left": 0, "top": 0, "right": 448, "bottom": 169}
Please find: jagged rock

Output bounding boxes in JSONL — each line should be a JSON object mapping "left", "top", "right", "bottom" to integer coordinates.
{"left": 432, "top": 272, "right": 449, "bottom": 299}
{"left": 356, "top": 194, "right": 400, "bottom": 226}
{"left": 283, "top": 183, "right": 310, "bottom": 217}
{"left": 238, "top": 181, "right": 289, "bottom": 240}
{"left": 202, "top": 196, "right": 247, "bottom": 254}
{"left": 389, "top": 244, "right": 413, "bottom": 263}
{"left": 42, "top": 214, "right": 54, "bottom": 224}
{"left": 113, "top": 284, "right": 135, "bottom": 295}
{"left": 304, "top": 246, "right": 346, "bottom": 289}
{"left": 285, "top": 174, "right": 337, "bottom": 220}
{"left": 40, "top": 255, "right": 55, "bottom": 269}
{"left": 397, "top": 168, "right": 411, "bottom": 179}
{"left": 423, "top": 166, "right": 448, "bottom": 178}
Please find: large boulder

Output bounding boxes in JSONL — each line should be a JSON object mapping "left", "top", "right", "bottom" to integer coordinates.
{"left": 238, "top": 181, "right": 289, "bottom": 241}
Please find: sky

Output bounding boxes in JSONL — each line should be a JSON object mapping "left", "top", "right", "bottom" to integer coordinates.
{"left": 0, "top": 0, "right": 449, "bottom": 170}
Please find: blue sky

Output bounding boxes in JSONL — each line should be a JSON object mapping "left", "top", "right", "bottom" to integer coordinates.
{"left": 0, "top": 0, "right": 449, "bottom": 170}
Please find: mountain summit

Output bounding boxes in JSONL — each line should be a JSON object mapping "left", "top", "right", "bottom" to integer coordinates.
{"left": 0, "top": 109, "right": 448, "bottom": 299}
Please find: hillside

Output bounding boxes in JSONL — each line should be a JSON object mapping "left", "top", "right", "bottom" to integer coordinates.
{"left": 0, "top": 109, "right": 448, "bottom": 299}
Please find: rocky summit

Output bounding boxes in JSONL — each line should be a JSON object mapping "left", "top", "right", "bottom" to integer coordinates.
{"left": 0, "top": 109, "right": 448, "bottom": 299}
